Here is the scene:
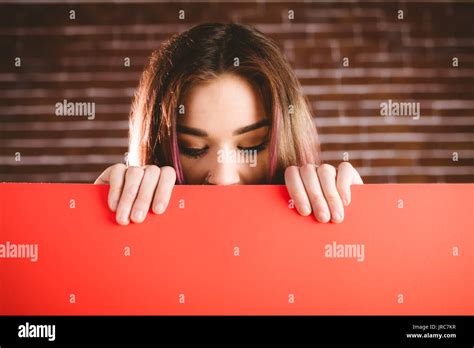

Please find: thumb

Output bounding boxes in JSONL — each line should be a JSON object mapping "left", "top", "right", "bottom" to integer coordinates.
{"left": 94, "top": 166, "right": 112, "bottom": 184}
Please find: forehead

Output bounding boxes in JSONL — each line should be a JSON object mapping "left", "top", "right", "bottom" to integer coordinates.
{"left": 180, "top": 73, "right": 266, "bottom": 135}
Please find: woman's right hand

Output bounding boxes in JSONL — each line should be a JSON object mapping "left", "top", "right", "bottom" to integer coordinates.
{"left": 94, "top": 164, "right": 177, "bottom": 225}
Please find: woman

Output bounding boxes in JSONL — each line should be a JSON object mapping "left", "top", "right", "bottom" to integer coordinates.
{"left": 94, "top": 22, "right": 363, "bottom": 225}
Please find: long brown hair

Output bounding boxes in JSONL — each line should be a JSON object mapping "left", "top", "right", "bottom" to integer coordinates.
{"left": 129, "top": 22, "right": 320, "bottom": 184}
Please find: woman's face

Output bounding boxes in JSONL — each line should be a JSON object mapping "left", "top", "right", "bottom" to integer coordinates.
{"left": 177, "top": 73, "right": 270, "bottom": 185}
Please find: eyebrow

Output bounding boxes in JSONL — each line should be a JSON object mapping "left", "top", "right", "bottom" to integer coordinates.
{"left": 176, "top": 119, "right": 270, "bottom": 137}
{"left": 233, "top": 119, "right": 270, "bottom": 135}
{"left": 176, "top": 124, "right": 208, "bottom": 137}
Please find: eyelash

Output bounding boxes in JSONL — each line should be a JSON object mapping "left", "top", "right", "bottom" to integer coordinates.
{"left": 238, "top": 141, "right": 269, "bottom": 154}
{"left": 180, "top": 146, "right": 209, "bottom": 158}
{"left": 180, "top": 141, "right": 269, "bottom": 159}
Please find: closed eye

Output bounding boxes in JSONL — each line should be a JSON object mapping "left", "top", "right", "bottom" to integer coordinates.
{"left": 180, "top": 146, "right": 209, "bottom": 158}
{"left": 237, "top": 140, "right": 269, "bottom": 153}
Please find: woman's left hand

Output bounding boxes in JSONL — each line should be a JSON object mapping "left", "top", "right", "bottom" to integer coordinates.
{"left": 284, "top": 162, "right": 363, "bottom": 223}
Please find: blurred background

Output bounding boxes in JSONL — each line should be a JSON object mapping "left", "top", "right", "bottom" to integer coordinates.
{"left": 0, "top": 1, "right": 473, "bottom": 183}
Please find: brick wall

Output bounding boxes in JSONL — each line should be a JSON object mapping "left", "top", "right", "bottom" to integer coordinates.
{"left": 1, "top": 1, "right": 473, "bottom": 183}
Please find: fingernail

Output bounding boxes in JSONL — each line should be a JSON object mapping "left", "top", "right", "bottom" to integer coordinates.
{"left": 133, "top": 210, "right": 143, "bottom": 221}
{"left": 301, "top": 205, "right": 311, "bottom": 216}
{"left": 118, "top": 212, "right": 128, "bottom": 224}
{"left": 317, "top": 211, "right": 329, "bottom": 222}
{"left": 155, "top": 203, "right": 165, "bottom": 214}
{"left": 110, "top": 200, "right": 118, "bottom": 211}
{"left": 332, "top": 212, "right": 342, "bottom": 222}
{"left": 345, "top": 192, "right": 351, "bottom": 205}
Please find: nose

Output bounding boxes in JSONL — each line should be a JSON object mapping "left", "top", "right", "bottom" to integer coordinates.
{"left": 206, "top": 161, "right": 240, "bottom": 185}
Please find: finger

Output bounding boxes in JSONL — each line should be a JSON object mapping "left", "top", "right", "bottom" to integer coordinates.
{"left": 104, "top": 164, "right": 127, "bottom": 212}
{"left": 353, "top": 168, "right": 364, "bottom": 184}
{"left": 284, "top": 166, "right": 312, "bottom": 216}
{"left": 299, "top": 164, "right": 331, "bottom": 223}
{"left": 336, "top": 162, "right": 364, "bottom": 206}
{"left": 336, "top": 162, "right": 354, "bottom": 206}
{"left": 130, "top": 165, "right": 161, "bottom": 223}
{"left": 317, "top": 164, "right": 345, "bottom": 223}
{"left": 94, "top": 164, "right": 114, "bottom": 185}
{"left": 152, "top": 166, "right": 176, "bottom": 214}
{"left": 94, "top": 163, "right": 127, "bottom": 211}
{"left": 115, "top": 166, "right": 144, "bottom": 225}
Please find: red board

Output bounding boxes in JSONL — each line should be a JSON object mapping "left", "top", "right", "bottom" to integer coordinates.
{"left": 0, "top": 183, "right": 472, "bottom": 315}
